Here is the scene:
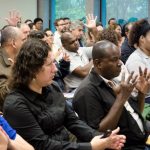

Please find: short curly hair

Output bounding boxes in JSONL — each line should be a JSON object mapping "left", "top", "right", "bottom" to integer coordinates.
{"left": 128, "top": 19, "right": 150, "bottom": 46}
{"left": 98, "top": 29, "right": 121, "bottom": 47}
{"left": 9, "top": 38, "right": 51, "bottom": 89}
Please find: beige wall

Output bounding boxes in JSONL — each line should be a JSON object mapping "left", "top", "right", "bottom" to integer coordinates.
{"left": 0, "top": 0, "right": 37, "bottom": 28}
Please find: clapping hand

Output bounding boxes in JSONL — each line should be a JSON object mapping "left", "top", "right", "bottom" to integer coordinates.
{"left": 4, "top": 9, "right": 22, "bottom": 27}
{"left": 84, "top": 14, "right": 97, "bottom": 29}
{"left": 108, "top": 70, "right": 138, "bottom": 103}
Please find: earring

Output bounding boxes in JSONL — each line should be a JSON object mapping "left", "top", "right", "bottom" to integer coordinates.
{"left": 32, "top": 78, "right": 36, "bottom": 82}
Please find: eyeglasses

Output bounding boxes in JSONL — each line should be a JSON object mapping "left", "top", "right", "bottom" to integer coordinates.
{"left": 57, "top": 24, "right": 66, "bottom": 26}
{"left": 47, "top": 34, "right": 54, "bottom": 37}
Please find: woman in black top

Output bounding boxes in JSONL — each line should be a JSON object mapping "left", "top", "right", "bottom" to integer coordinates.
{"left": 3, "top": 39, "right": 125, "bottom": 150}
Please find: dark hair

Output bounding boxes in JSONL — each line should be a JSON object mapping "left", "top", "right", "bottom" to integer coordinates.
{"left": 128, "top": 19, "right": 150, "bottom": 46}
{"left": 44, "top": 28, "right": 51, "bottom": 33}
{"left": 1, "top": 26, "right": 17, "bottom": 47}
{"left": 28, "top": 23, "right": 35, "bottom": 30}
{"left": 9, "top": 39, "right": 51, "bottom": 89}
{"left": 53, "top": 18, "right": 64, "bottom": 26}
{"left": 25, "top": 19, "right": 32, "bottom": 23}
{"left": 98, "top": 29, "right": 121, "bottom": 47}
{"left": 34, "top": 18, "right": 43, "bottom": 24}
{"left": 121, "top": 22, "right": 133, "bottom": 37}
{"left": 28, "top": 30, "right": 46, "bottom": 39}
{"left": 108, "top": 18, "right": 116, "bottom": 24}
{"left": 107, "top": 23, "right": 121, "bottom": 31}
{"left": 96, "top": 22, "right": 103, "bottom": 27}
{"left": 63, "top": 17, "right": 70, "bottom": 21}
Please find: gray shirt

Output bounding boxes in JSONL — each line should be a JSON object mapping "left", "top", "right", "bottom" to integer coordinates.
{"left": 126, "top": 47, "right": 150, "bottom": 98}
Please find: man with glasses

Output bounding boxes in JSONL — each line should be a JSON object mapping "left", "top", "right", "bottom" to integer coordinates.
{"left": 53, "top": 18, "right": 66, "bottom": 47}
{"left": 64, "top": 17, "right": 71, "bottom": 32}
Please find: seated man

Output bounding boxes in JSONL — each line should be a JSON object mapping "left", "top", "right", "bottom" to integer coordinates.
{"left": 0, "top": 26, "right": 25, "bottom": 111}
{"left": 73, "top": 40, "right": 150, "bottom": 150}
{"left": 61, "top": 32, "right": 93, "bottom": 92}
{"left": 0, "top": 115, "right": 34, "bottom": 150}
{"left": 64, "top": 17, "right": 71, "bottom": 32}
{"left": 70, "top": 20, "right": 87, "bottom": 47}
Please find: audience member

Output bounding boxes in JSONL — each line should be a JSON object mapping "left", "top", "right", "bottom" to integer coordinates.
{"left": 28, "top": 23, "right": 36, "bottom": 31}
{"left": 34, "top": 18, "right": 43, "bottom": 31}
{"left": 28, "top": 30, "right": 70, "bottom": 92}
{"left": 121, "top": 22, "right": 136, "bottom": 64}
{"left": 25, "top": 19, "right": 32, "bottom": 25}
{"left": 3, "top": 38, "right": 126, "bottom": 150}
{"left": 108, "top": 18, "right": 116, "bottom": 26}
{"left": 107, "top": 23, "right": 122, "bottom": 35}
{"left": 53, "top": 18, "right": 66, "bottom": 47}
{"left": 70, "top": 20, "right": 87, "bottom": 47}
{"left": 126, "top": 19, "right": 150, "bottom": 103}
{"left": 44, "top": 28, "right": 62, "bottom": 61}
{"left": 64, "top": 17, "right": 71, "bottom": 32}
{"left": 61, "top": 32, "right": 93, "bottom": 92}
{"left": 0, "top": 115, "right": 34, "bottom": 150}
{"left": 17, "top": 23, "right": 31, "bottom": 41}
{"left": 73, "top": 40, "right": 150, "bottom": 150}
{"left": 0, "top": 26, "right": 25, "bottom": 111}
{"left": 96, "top": 22, "right": 103, "bottom": 32}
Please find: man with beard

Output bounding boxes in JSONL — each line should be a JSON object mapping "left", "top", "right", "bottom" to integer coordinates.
{"left": 53, "top": 18, "right": 66, "bottom": 47}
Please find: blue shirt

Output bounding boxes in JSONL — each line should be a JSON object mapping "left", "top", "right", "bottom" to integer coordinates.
{"left": 0, "top": 115, "right": 16, "bottom": 140}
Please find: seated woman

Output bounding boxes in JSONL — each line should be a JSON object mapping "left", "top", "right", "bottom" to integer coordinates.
{"left": 3, "top": 39, "right": 125, "bottom": 150}
{"left": 0, "top": 115, "right": 34, "bottom": 150}
{"left": 126, "top": 19, "right": 150, "bottom": 103}
{"left": 28, "top": 30, "right": 70, "bottom": 92}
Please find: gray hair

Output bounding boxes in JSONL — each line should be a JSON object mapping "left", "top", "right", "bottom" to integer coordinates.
{"left": 70, "top": 20, "right": 84, "bottom": 30}
{"left": 1, "top": 26, "right": 18, "bottom": 47}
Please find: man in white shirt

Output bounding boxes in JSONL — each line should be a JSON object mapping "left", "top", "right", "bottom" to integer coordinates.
{"left": 53, "top": 18, "right": 66, "bottom": 47}
{"left": 61, "top": 32, "right": 93, "bottom": 92}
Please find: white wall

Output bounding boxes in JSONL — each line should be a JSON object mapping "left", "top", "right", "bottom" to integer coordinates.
{"left": 0, "top": 0, "right": 37, "bottom": 28}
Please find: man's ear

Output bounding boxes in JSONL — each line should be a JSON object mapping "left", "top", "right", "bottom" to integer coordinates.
{"left": 94, "top": 59, "right": 101, "bottom": 69}
{"left": 55, "top": 26, "right": 58, "bottom": 31}
{"left": 62, "top": 43, "right": 66, "bottom": 49}
{"left": 11, "top": 39, "right": 16, "bottom": 48}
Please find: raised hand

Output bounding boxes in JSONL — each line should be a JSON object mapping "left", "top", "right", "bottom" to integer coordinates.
{"left": 108, "top": 70, "right": 138, "bottom": 103}
{"left": 84, "top": 14, "right": 97, "bottom": 29}
{"left": 136, "top": 66, "right": 150, "bottom": 94}
{"left": 63, "top": 51, "right": 70, "bottom": 62}
{"left": 4, "top": 9, "right": 22, "bottom": 27}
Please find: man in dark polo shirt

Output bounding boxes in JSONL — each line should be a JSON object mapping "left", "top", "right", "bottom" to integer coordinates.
{"left": 73, "top": 40, "right": 150, "bottom": 150}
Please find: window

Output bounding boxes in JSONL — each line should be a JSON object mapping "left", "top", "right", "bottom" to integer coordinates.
{"left": 104, "top": 0, "right": 148, "bottom": 27}
{"left": 55, "top": 0, "right": 86, "bottom": 22}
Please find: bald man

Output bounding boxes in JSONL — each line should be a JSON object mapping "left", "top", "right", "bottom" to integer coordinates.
{"left": 17, "top": 23, "right": 30, "bottom": 41}
{"left": 0, "top": 26, "right": 25, "bottom": 111}
{"left": 61, "top": 32, "right": 93, "bottom": 92}
{"left": 73, "top": 41, "right": 150, "bottom": 150}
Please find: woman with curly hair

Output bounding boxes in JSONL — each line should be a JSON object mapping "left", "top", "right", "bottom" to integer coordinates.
{"left": 126, "top": 19, "right": 150, "bottom": 103}
{"left": 107, "top": 23, "right": 122, "bottom": 35}
{"left": 3, "top": 38, "right": 125, "bottom": 150}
